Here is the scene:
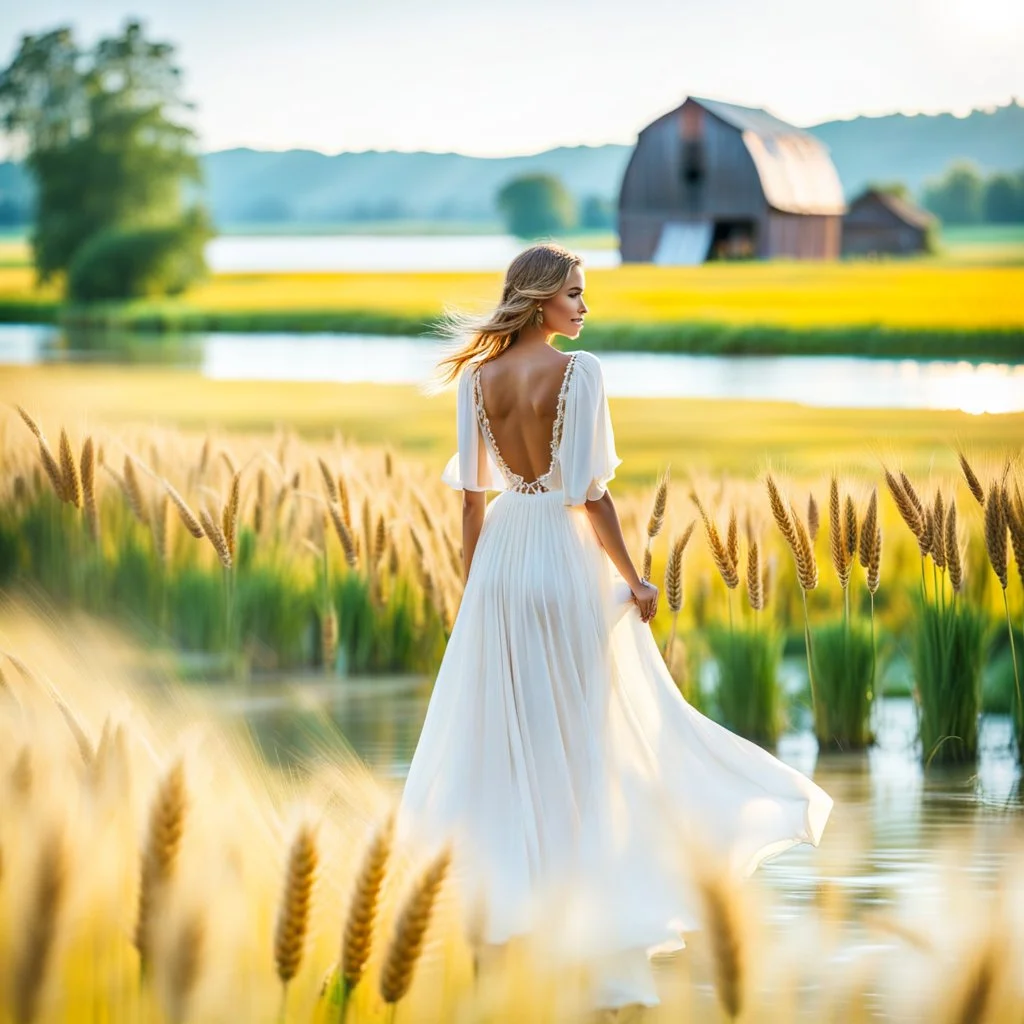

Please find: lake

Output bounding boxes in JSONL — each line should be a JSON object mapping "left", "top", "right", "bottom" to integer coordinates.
{"left": 206, "top": 233, "right": 620, "bottom": 272}
{"left": 2, "top": 323, "right": 1023, "bottom": 413}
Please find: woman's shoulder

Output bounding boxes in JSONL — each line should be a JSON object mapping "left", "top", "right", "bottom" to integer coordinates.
{"left": 570, "top": 349, "right": 604, "bottom": 381}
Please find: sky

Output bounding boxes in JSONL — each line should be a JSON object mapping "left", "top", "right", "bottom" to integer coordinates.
{"left": 2, "top": 0, "right": 1023, "bottom": 158}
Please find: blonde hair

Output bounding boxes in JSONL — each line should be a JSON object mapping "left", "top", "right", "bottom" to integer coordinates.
{"left": 427, "top": 242, "right": 583, "bottom": 391}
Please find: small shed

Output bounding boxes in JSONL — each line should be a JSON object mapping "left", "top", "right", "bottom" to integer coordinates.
{"left": 841, "top": 188, "right": 936, "bottom": 256}
{"left": 618, "top": 96, "right": 846, "bottom": 263}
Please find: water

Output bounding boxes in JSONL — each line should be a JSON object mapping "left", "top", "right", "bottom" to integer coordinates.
{"left": 199, "top": 678, "right": 1022, "bottom": 929}
{"left": 4, "top": 323, "right": 1023, "bottom": 413}
{"left": 205, "top": 233, "right": 620, "bottom": 272}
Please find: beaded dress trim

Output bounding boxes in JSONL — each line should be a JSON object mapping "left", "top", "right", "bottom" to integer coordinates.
{"left": 473, "top": 352, "right": 579, "bottom": 494}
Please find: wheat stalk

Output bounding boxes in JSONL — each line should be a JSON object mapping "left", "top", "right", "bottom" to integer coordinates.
{"left": 58, "top": 428, "right": 82, "bottom": 509}
{"left": 946, "top": 501, "right": 964, "bottom": 594}
{"left": 379, "top": 847, "right": 451, "bottom": 1005}
{"left": 765, "top": 474, "right": 816, "bottom": 591}
{"left": 884, "top": 468, "right": 922, "bottom": 539}
{"left": 691, "top": 492, "right": 739, "bottom": 590}
{"left": 135, "top": 758, "right": 188, "bottom": 972}
{"left": 163, "top": 480, "right": 204, "bottom": 539}
{"left": 829, "top": 476, "right": 851, "bottom": 589}
{"left": 807, "top": 491, "right": 820, "bottom": 542}
{"left": 984, "top": 480, "right": 1008, "bottom": 590}
{"left": 746, "top": 539, "right": 764, "bottom": 611}
{"left": 932, "top": 490, "right": 947, "bottom": 570}
{"left": 222, "top": 471, "right": 241, "bottom": 559}
{"left": 956, "top": 449, "right": 986, "bottom": 506}
{"left": 123, "top": 456, "right": 150, "bottom": 526}
{"left": 81, "top": 436, "right": 98, "bottom": 541}
{"left": 165, "top": 910, "right": 205, "bottom": 1024}
{"left": 198, "top": 505, "right": 232, "bottom": 569}
{"left": 1001, "top": 485, "right": 1024, "bottom": 591}
{"left": 726, "top": 508, "right": 738, "bottom": 572}
{"left": 342, "top": 812, "right": 395, "bottom": 991}
{"left": 318, "top": 457, "right": 339, "bottom": 502}
{"left": 647, "top": 470, "right": 669, "bottom": 540}
{"left": 328, "top": 502, "right": 358, "bottom": 567}
{"left": 665, "top": 521, "right": 695, "bottom": 615}
{"left": 274, "top": 824, "right": 318, "bottom": 986}
{"left": 14, "top": 828, "right": 66, "bottom": 1024}
{"left": 858, "top": 489, "right": 878, "bottom": 569}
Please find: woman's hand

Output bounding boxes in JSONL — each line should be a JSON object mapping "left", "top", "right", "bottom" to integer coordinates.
{"left": 631, "top": 580, "right": 659, "bottom": 624}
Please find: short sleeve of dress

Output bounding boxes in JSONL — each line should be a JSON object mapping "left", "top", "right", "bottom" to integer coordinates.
{"left": 440, "top": 366, "right": 507, "bottom": 493}
{"left": 560, "top": 351, "right": 622, "bottom": 507}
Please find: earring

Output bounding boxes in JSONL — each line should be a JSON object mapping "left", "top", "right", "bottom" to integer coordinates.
{"left": 534, "top": 306, "right": 544, "bottom": 327}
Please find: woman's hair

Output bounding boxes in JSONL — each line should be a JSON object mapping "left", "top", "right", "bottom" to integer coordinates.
{"left": 426, "top": 242, "right": 583, "bottom": 391}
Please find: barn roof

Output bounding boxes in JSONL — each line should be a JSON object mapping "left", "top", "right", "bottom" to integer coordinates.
{"left": 687, "top": 96, "right": 847, "bottom": 217}
{"left": 850, "top": 187, "right": 936, "bottom": 231}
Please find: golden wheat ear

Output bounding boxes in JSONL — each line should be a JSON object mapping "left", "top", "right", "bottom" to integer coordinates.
{"left": 379, "top": 846, "right": 452, "bottom": 1006}
{"left": 274, "top": 823, "right": 319, "bottom": 987}
{"left": 342, "top": 811, "right": 396, "bottom": 992}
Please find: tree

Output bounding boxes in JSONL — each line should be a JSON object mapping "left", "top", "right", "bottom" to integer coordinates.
{"left": 496, "top": 174, "right": 577, "bottom": 239}
{"left": 921, "top": 161, "right": 984, "bottom": 225}
{"left": 983, "top": 171, "right": 1024, "bottom": 223}
{"left": 0, "top": 20, "right": 207, "bottom": 293}
{"left": 580, "top": 194, "right": 616, "bottom": 230}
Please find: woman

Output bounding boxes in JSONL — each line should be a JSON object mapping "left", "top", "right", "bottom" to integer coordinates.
{"left": 396, "top": 242, "right": 833, "bottom": 1009}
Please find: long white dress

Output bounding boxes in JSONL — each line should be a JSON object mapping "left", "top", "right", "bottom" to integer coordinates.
{"left": 396, "top": 350, "right": 833, "bottom": 1007}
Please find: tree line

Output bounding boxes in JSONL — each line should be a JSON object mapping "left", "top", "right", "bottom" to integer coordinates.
{"left": 921, "top": 161, "right": 1024, "bottom": 225}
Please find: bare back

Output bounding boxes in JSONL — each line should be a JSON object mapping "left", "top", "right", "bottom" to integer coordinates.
{"left": 476, "top": 347, "right": 575, "bottom": 485}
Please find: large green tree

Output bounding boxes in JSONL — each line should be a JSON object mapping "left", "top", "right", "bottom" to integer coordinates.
{"left": 0, "top": 20, "right": 208, "bottom": 289}
{"left": 496, "top": 174, "right": 577, "bottom": 239}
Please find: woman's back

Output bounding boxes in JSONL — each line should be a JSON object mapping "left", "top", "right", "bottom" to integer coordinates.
{"left": 476, "top": 347, "right": 575, "bottom": 485}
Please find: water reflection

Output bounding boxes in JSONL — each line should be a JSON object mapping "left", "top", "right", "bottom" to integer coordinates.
{"left": 197, "top": 678, "right": 1022, "bottom": 925}
{"left": 4, "top": 323, "right": 1023, "bottom": 413}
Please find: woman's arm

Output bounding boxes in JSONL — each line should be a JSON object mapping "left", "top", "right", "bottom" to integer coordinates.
{"left": 584, "top": 490, "right": 659, "bottom": 621}
{"left": 461, "top": 490, "right": 486, "bottom": 582}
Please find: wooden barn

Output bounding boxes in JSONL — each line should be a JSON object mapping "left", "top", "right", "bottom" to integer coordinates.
{"left": 618, "top": 96, "right": 846, "bottom": 263}
{"left": 841, "top": 188, "right": 936, "bottom": 256}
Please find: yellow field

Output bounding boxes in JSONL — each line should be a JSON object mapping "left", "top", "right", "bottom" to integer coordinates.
{"left": 3, "top": 261, "right": 1024, "bottom": 329}
{"left": 5, "top": 365, "right": 1021, "bottom": 483}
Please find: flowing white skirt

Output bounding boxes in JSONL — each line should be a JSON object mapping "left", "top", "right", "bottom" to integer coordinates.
{"left": 396, "top": 487, "right": 833, "bottom": 1007}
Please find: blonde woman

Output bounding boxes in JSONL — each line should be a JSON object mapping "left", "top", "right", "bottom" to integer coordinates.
{"left": 397, "top": 242, "right": 833, "bottom": 1009}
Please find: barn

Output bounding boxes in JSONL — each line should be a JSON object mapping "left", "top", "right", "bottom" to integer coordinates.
{"left": 618, "top": 96, "right": 846, "bottom": 264}
{"left": 841, "top": 188, "right": 936, "bottom": 256}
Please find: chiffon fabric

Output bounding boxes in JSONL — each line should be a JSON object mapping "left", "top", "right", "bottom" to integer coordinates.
{"left": 396, "top": 350, "right": 833, "bottom": 1007}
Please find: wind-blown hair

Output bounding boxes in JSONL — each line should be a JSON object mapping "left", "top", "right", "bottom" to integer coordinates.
{"left": 426, "top": 242, "right": 583, "bottom": 392}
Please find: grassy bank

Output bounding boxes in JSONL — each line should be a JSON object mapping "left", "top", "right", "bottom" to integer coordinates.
{"left": 5, "top": 365, "right": 1023, "bottom": 481}
{"left": 3, "top": 261, "right": 1023, "bottom": 360}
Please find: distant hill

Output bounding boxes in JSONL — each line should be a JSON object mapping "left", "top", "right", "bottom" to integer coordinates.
{"left": 1, "top": 100, "right": 1021, "bottom": 228}
{"left": 808, "top": 100, "right": 1024, "bottom": 197}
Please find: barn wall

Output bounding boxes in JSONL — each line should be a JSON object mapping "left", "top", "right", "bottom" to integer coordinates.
{"left": 765, "top": 212, "right": 841, "bottom": 259}
{"left": 841, "top": 195, "right": 928, "bottom": 255}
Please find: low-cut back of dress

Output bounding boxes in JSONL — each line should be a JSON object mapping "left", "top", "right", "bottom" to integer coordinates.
{"left": 396, "top": 349, "right": 833, "bottom": 1008}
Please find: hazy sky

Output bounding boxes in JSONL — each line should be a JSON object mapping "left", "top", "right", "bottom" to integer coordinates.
{"left": 2, "top": 0, "right": 1022, "bottom": 157}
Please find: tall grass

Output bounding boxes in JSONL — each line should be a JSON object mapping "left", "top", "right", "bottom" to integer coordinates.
{"left": 812, "top": 620, "right": 876, "bottom": 750}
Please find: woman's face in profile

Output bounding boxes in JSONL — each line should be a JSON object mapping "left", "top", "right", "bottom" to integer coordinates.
{"left": 540, "top": 265, "right": 588, "bottom": 340}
